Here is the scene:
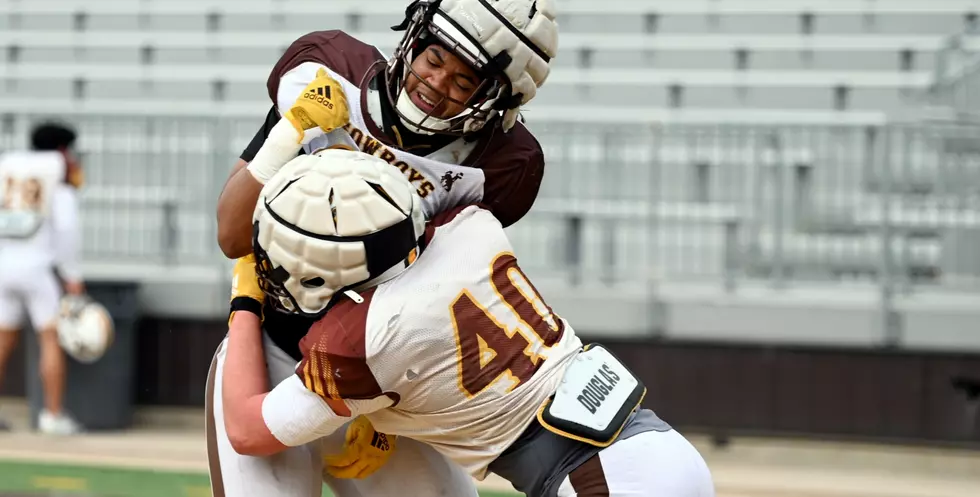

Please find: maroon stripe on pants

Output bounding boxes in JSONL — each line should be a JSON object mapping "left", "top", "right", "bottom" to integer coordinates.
{"left": 568, "top": 454, "right": 610, "bottom": 496}
{"left": 205, "top": 351, "right": 226, "bottom": 497}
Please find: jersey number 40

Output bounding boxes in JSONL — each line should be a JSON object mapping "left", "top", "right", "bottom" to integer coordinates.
{"left": 450, "top": 252, "right": 565, "bottom": 398}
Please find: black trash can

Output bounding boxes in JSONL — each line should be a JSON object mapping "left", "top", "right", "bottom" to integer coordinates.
{"left": 26, "top": 281, "right": 141, "bottom": 431}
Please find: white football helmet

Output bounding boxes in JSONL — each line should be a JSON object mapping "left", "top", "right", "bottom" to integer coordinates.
{"left": 252, "top": 149, "right": 426, "bottom": 317}
{"left": 386, "top": 0, "right": 559, "bottom": 135}
{"left": 57, "top": 295, "right": 115, "bottom": 364}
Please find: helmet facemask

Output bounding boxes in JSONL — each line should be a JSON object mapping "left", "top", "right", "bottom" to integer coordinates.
{"left": 252, "top": 221, "right": 306, "bottom": 316}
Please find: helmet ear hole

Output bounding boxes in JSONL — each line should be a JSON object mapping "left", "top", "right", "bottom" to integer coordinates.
{"left": 301, "top": 277, "right": 325, "bottom": 288}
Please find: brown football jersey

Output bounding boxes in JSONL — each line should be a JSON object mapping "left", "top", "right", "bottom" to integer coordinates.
{"left": 247, "top": 31, "right": 547, "bottom": 360}
{"left": 263, "top": 30, "right": 545, "bottom": 229}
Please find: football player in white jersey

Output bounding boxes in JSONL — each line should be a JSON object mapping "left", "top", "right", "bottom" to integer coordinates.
{"left": 207, "top": 1, "right": 559, "bottom": 496}
{"left": 220, "top": 150, "right": 715, "bottom": 497}
{"left": 0, "top": 123, "right": 85, "bottom": 435}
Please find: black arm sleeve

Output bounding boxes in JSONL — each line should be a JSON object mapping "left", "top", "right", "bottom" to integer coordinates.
{"left": 239, "top": 106, "right": 280, "bottom": 162}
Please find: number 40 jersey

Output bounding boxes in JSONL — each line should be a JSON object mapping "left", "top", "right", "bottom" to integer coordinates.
{"left": 296, "top": 204, "right": 583, "bottom": 479}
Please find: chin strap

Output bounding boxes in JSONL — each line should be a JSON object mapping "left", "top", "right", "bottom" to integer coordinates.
{"left": 336, "top": 244, "right": 420, "bottom": 306}
{"left": 342, "top": 290, "right": 365, "bottom": 304}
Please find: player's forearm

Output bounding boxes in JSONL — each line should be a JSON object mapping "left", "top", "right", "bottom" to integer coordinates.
{"left": 216, "top": 119, "right": 307, "bottom": 258}
{"left": 222, "top": 311, "right": 285, "bottom": 456}
{"left": 223, "top": 311, "right": 267, "bottom": 393}
{"left": 216, "top": 161, "right": 263, "bottom": 259}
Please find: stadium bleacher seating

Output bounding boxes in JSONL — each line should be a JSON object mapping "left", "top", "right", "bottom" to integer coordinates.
{"left": 2, "top": 0, "right": 976, "bottom": 114}
{"left": 1, "top": 0, "right": 978, "bottom": 289}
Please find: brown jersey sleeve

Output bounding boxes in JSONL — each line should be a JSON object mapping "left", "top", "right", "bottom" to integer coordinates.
{"left": 470, "top": 122, "right": 545, "bottom": 228}
{"left": 267, "top": 30, "right": 385, "bottom": 105}
{"left": 295, "top": 289, "right": 383, "bottom": 401}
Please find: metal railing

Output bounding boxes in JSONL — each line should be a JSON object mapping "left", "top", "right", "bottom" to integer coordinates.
{"left": 1, "top": 111, "right": 979, "bottom": 296}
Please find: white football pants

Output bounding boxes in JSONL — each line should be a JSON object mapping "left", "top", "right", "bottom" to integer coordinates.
{"left": 0, "top": 261, "right": 61, "bottom": 331}
{"left": 206, "top": 333, "right": 478, "bottom": 497}
{"left": 556, "top": 429, "right": 715, "bottom": 497}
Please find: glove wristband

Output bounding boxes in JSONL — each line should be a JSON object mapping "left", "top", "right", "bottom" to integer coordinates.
{"left": 228, "top": 296, "right": 263, "bottom": 326}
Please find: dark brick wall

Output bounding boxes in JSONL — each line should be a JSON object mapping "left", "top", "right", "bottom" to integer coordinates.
{"left": 601, "top": 341, "right": 980, "bottom": 447}
{"left": 3, "top": 318, "right": 978, "bottom": 446}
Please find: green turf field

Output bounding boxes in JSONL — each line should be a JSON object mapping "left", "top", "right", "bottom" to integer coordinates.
{"left": 0, "top": 460, "right": 520, "bottom": 497}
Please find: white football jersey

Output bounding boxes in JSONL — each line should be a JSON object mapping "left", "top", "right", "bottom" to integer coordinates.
{"left": 0, "top": 151, "right": 62, "bottom": 222}
{"left": 0, "top": 151, "right": 80, "bottom": 279}
{"left": 295, "top": 205, "right": 583, "bottom": 479}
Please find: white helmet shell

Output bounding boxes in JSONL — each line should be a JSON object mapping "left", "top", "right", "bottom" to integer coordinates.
{"left": 439, "top": 0, "right": 558, "bottom": 130}
{"left": 252, "top": 149, "right": 425, "bottom": 317}
{"left": 57, "top": 295, "right": 115, "bottom": 364}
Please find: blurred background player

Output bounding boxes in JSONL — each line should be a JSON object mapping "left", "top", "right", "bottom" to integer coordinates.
{"left": 0, "top": 122, "right": 86, "bottom": 435}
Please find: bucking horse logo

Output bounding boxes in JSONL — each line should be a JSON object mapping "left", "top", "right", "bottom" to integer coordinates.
{"left": 440, "top": 171, "right": 464, "bottom": 192}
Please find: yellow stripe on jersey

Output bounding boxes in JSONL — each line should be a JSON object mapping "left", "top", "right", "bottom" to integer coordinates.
{"left": 310, "top": 352, "right": 326, "bottom": 398}
{"left": 322, "top": 354, "right": 341, "bottom": 399}
{"left": 302, "top": 360, "right": 314, "bottom": 392}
